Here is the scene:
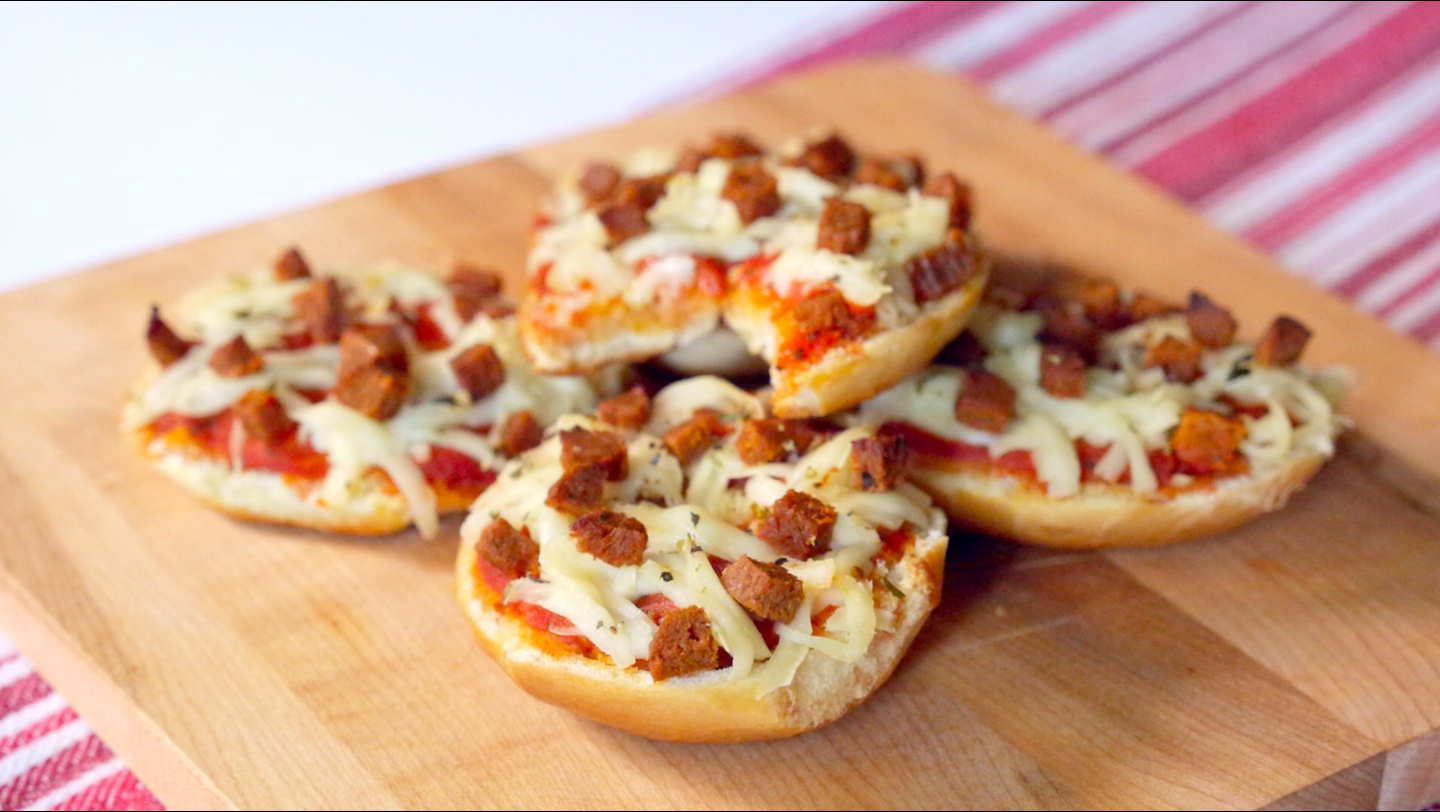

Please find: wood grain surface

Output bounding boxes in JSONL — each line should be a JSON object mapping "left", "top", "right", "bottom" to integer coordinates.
{"left": 0, "top": 61, "right": 1438, "bottom": 810}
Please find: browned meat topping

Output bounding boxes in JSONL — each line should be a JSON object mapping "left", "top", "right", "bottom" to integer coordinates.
{"left": 1040, "top": 343, "right": 1087, "bottom": 399}
{"left": 614, "top": 175, "right": 668, "bottom": 212}
{"left": 816, "top": 197, "right": 872, "bottom": 256}
{"left": 450, "top": 343, "right": 506, "bottom": 400}
{"left": 495, "top": 410, "right": 544, "bottom": 457}
{"left": 597, "top": 202, "right": 651, "bottom": 246}
{"left": 954, "top": 369, "right": 1016, "bottom": 434}
{"left": 790, "top": 287, "right": 869, "bottom": 342}
{"left": 662, "top": 408, "right": 733, "bottom": 466}
{"left": 545, "top": 463, "right": 606, "bottom": 514}
{"left": 449, "top": 264, "right": 509, "bottom": 322}
{"left": 923, "top": 172, "right": 972, "bottom": 230}
{"left": 735, "top": 418, "right": 818, "bottom": 466}
{"left": 572, "top": 510, "right": 648, "bottom": 568}
{"left": 335, "top": 325, "right": 411, "bottom": 420}
{"left": 789, "top": 134, "right": 855, "bottom": 182}
{"left": 596, "top": 386, "right": 651, "bottom": 431}
{"left": 1254, "top": 316, "right": 1311, "bottom": 367}
{"left": 578, "top": 162, "right": 622, "bottom": 205}
{"left": 477, "top": 518, "right": 538, "bottom": 580}
{"left": 720, "top": 161, "right": 781, "bottom": 225}
{"left": 1186, "top": 292, "right": 1238, "bottom": 349}
{"left": 720, "top": 556, "right": 803, "bottom": 623}
{"left": 293, "top": 277, "right": 347, "bottom": 344}
{"left": 560, "top": 428, "right": 629, "bottom": 481}
{"left": 935, "top": 332, "right": 988, "bottom": 367}
{"left": 856, "top": 155, "right": 924, "bottom": 191}
{"left": 1033, "top": 295, "right": 1101, "bottom": 358}
{"left": 648, "top": 606, "right": 719, "bottom": 680}
{"left": 1172, "top": 408, "right": 1246, "bottom": 475}
{"left": 146, "top": 306, "right": 193, "bottom": 367}
{"left": 334, "top": 366, "right": 410, "bottom": 421}
{"left": 1143, "top": 335, "right": 1203, "bottom": 383}
{"left": 1127, "top": 291, "right": 1179, "bottom": 322}
{"left": 906, "top": 236, "right": 977, "bottom": 304}
{"left": 209, "top": 335, "right": 264, "bottom": 378}
{"left": 755, "top": 490, "right": 837, "bottom": 560}
{"left": 274, "top": 247, "right": 312, "bottom": 281}
{"left": 233, "top": 390, "right": 295, "bottom": 442}
{"left": 849, "top": 435, "right": 909, "bottom": 492}
{"left": 707, "top": 132, "right": 765, "bottom": 160}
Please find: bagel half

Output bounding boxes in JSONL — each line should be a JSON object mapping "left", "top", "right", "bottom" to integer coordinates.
{"left": 456, "top": 377, "right": 949, "bottom": 741}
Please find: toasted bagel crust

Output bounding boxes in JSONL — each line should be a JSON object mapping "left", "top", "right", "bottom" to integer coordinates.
{"left": 914, "top": 451, "right": 1329, "bottom": 548}
{"left": 456, "top": 522, "right": 946, "bottom": 742}
{"left": 727, "top": 259, "right": 989, "bottom": 419}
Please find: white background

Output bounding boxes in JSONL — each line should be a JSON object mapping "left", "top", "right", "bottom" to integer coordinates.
{"left": 0, "top": 1, "right": 891, "bottom": 292}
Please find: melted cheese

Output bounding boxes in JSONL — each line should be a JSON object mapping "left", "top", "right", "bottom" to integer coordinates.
{"left": 532, "top": 147, "right": 964, "bottom": 321}
{"left": 853, "top": 305, "right": 1348, "bottom": 497}
{"left": 460, "top": 379, "right": 943, "bottom": 693}
{"left": 131, "top": 261, "right": 606, "bottom": 538}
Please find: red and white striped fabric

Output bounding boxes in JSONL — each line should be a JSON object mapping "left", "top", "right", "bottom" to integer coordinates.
{"left": 721, "top": 0, "right": 1440, "bottom": 350}
{"left": 5, "top": 3, "right": 1438, "bottom": 809}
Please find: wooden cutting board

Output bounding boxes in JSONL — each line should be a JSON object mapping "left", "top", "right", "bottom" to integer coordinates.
{"left": 1, "top": 61, "right": 1439, "bottom": 811}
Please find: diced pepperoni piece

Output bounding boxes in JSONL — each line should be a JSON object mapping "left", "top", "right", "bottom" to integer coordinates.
{"left": 450, "top": 343, "right": 505, "bottom": 400}
{"left": 545, "top": 463, "right": 606, "bottom": 514}
{"left": 597, "top": 202, "right": 650, "bottom": 246}
{"left": 850, "top": 435, "right": 909, "bottom": 492}
{"left": 923, "top": 172, "right": 972, "bottom": 230}
{"left": 674, "top": 146, "right": 707, "bottom": 174}
{"left": 1034, "top": 295, "right": 1101, "bottom": 358}
{"left": 572, "top": 510, "right": 648, "bottom": 567}
{"left": 274, "top": 247, "right": 312, "bottom": 281}
{"left": 791, "top": 287, "right": 868, "bottom": 341}
{"left": 448, "top": 263, "right": 509, "bottom": 322}
{"left": 735, "top": 419, "right": 817, "bottom": 466}
{"left": 578, "top": 162, "right": 622, "bottom": 205}
{"left": 935, "top": 332, "right": 987, "bottom": 367}
{"left": 906, "top": 236, "right": 977, "bottom": 304}
{"left": 1186, "top": 292, "right": 1238, "bottom": 349}
{"left": 954, "top": 369, "right": 1016, "bottom": 434}
{"left": 478, "top": 518, "right": 538, "bottom": 580}
{"left": 209, "top": 335, "right": 264, "bottom": 378}
{"left": 334, "top": 365, "right": 409, "bottom": 420}
{"left": 790, "top": 134, "right": 855, "bottom": 182}
{"left": 855, "top": 155, "right": 923, "bottom": 191}
{"left": 816, "top": 197, "right": 871, "bottom": 256}
{"left": 1254, "top": 316, "right": 1311, "bottom": 367}
{"left": 1057, "top": 278, "right": 1123, "bottom": 328}
{"left": 756, "top": 490, "right": 837, "bottom": 560}
{"left": 146, "top": 306, "right": 193, "bottom": 367}
{"left": 293, "top": 277, "right": 347, "bottom": 344}
{"left": 560, "top": 428, "right": 628, "bottom": 481}
{"left": 596, "top": 386, "right": 651, "bottom": 430}
{"left": 1142, "top": 336, "right": 1203, "bottom": 383}
{"left": 495, "top": 410, "right": 544, "bottom": 457}
{"left": 721, "top": 161, "right": 781, "bottom": 225}
{"left": 648, "top": 606, "right": 719, "bottom": 680}
{"left": 721, "top": 556, "right": 802, "bottom": 623}
{"left": 338, "top": 324, "right": 409, "bottom": 380}
{"left": 233, "top": 390, "right": 295, "bottom": 442}
{"left": 1040, "top": 343, "right": 1087, "bottom": 399}
{"left": 1128, "top": 291, "right": 1179, "bottom": 322}
{"left": 1172, "top": 407, "right": 1247, "bottom": 476}
{"left": 662, "top": 408, "right": 732, "bottom": 466}
{"left": 708, "top": 132, "right": 765, "bottom": 160}
{"left": 614, "top": 175, "right": 668, "bottom": 212}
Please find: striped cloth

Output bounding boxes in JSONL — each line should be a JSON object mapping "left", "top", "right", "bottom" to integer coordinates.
{"left": 4, "top": 2, "right": 1438, "bottom": 808}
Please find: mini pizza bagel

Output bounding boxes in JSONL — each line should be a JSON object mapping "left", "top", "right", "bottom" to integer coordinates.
{"left": 850, "top": 275, "right": 1349, "bottom": 548}
{"left": 521, "top": 131, "right": 989, "bottom": 418}
{"left": 456, "top": 376, "right": 948, "bottom": 742}
{"left": 125, "top": 249, "right": 613, "bottom": 537}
